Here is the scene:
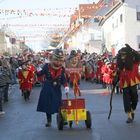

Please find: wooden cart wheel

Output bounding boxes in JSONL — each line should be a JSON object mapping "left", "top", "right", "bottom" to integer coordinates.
{"left": 56, "top": 112, "right": 64, "bottom": 130}
{"left": 85, "top": 111, "right": 92, "bottom": 129}
{"left": 69, "top": 121, "right": 73, "bottom": 128}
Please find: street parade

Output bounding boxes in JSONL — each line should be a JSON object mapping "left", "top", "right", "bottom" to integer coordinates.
{"left": 1, "top": 0, "right": 140, "bottom": 140}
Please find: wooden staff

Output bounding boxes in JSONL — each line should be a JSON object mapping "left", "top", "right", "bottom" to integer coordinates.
{"left": 108, "top": 85, "right": 116, "bottom": 120}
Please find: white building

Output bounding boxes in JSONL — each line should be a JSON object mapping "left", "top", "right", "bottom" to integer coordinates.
{"left": 82, "top": 20, "right": 102, "bottom": 53}
{"left": 99, "top": 0, "right": 140, "bottom": 56}
{"left": 0, "top": 29, "right": 30, "bottom": 56}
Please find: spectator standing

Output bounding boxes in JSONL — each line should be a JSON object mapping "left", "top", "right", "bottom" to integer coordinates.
{"left": 10, "top": 57, "right": 19, "bottom": 84}
{"left": 0, "top": 58, "right": 12, "bottom": 114}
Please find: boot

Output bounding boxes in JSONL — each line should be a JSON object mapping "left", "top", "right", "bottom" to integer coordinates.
{"left": 27, "top": 91, "right": 31, "bottom": 100}
{"left": 23, "top": 91, "right": 27, "bottom": 101}
{"left": 131, "top": 109, "right": 135, "bottom": 121}
{"left": 45, "top": 122, "right": 51, "bottom": 127}
{"left": 126, "top": 112, "right": 133, "bottom": 123}
{"left": 45, "top": 113, "right": 52, "bottom": 127}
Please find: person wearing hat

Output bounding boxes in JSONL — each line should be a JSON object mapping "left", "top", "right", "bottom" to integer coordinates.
{"left": 36, "top": 48, "right": 69, "bottom": 127}
{"left": 65, "top": 50, "right": 82, "bottom": 88}
{"left": 18, "top": 61, "right": 34, "bottom": 101}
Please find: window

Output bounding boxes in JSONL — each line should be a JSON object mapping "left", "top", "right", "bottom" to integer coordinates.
{"left": 137, "top": 12, "right": 140, "bottom": 20}
{"left": 89, "top": 31, "right": 102, "bottom": 41}
{"left": 94, "top": 31, "right": 102, "bottom": 41}
{"left": 94, "top": 18, "right": 99, "bottom": 22}
{"left": 90, "top": 33, "right": 94, "bottom": 41}
{"left": 136, "top": 6, "right": 140, "bottom": 20}
{"left": 120, "top": 14, "right": 123, "bottom": 23}
{"left": 139, "top": 43, "right": 140, "bottom": 49}
{"left": 112, "top": 23, "right": 114, "bottom": 29}
{"left": 137, "top": 36, "right": 140, "bottom": 49}
{"left": 115, "top": 19, "right": 118, "bottom": 28}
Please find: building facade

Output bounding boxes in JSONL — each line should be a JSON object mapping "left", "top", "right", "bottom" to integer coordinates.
{"left": 0, "top": 30, "right": 31, "bottom": 56}
{"left": 99, "top": 0, "right": 140, "bottom": 55}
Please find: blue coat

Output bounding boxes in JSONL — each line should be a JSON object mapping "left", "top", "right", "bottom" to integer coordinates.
{"left": 37, "top": 63, "right": 67, "bottom": 114}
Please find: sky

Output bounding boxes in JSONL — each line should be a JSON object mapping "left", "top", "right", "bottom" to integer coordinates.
{"left": 0, "top": 0, "right": 99, "bottom": 52}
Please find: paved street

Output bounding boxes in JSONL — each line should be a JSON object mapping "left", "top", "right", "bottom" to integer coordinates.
{"left": 1, "top": 81, "right": 140, "bottom": 140}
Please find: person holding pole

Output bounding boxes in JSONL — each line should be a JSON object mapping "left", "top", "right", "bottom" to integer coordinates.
{"left": 112, "top": 44, "right": 140, "bottom": 123}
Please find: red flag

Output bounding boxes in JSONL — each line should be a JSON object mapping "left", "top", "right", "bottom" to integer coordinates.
{"left": 73, "top": 79, "right": 81, "bottom": 96}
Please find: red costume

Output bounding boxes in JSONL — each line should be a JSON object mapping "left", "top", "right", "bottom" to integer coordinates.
{"left": 115, "top": 44, "right": 140, "bottom": 123}
{"left": 65, "top": 50, "right": 82, "bottom": 96}
{"left": 85, "top": 61, "right": 94, "bottom": 81}
{"left": 102, "top": 64, "right": 113, "bottom": 84}
{"left": 27, "top": 63, "right": 36, "bottom": 84}
{"left": 95, "top": 59, "right": 103, "bottom": 83}
{"left": 18, "top": 69, "right": 34, "bottom": 91}
{"left": 119, "top": 63, "right": 140, "bottom": 89}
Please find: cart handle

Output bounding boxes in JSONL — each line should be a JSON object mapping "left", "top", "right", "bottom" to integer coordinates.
{"left": 65, "top": 92, "right": 69, "bottom": 99}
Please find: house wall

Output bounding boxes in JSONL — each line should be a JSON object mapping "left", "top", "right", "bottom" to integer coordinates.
{"left": 124, "top": 0, "right": 140, "bottom": 50}
{"left": 102, "top": 5, "right": 125, "bottom": 55}
{"left": 74, "top": 22, "right": 102, "bottom": 54}
{"left": 0, "top": 30, "right": 29, "bottom": 56}
{"left": 102, "top": 0, "right": 140, "bottom": 56}
{"left": 0, "top": 32, "right": 7, "bottom": 55}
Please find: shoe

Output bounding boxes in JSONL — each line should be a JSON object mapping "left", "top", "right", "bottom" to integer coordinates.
{"left": 132, "top": 113, "right": 135, "bottom": 120}
{"left": 63, "top": 122, "right": 68, "bottom": 125}
{"left": 126, "top": 118, "right": 133, "bottom": 123}
{"left": 0, "top": 111, "right": 5, "bottom": 115}
{"left": 4, "top": 99, "right": 8, "bottom": 102}
{"left": 45, "top": 122, "right": 51, "bottom": 127}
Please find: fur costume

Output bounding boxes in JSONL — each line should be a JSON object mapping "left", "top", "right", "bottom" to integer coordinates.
{"left": 116, "top": 44, "right": 140, "bottom": 123}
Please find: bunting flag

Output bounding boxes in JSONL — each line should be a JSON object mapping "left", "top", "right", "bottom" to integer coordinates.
{"left": 73, "top": 78, "right": 81, "bottom": 96}
{"left": 0, "top": 8, "right": 76, "bottom": 17}
{"left": 0, "top": 2, "right": 112, "bottom": 19}
{"left": 0, "top": 2, "right": 114, "bottom": 45}
{"left": 2, "top": 23, "right": 69, "bottom": 27}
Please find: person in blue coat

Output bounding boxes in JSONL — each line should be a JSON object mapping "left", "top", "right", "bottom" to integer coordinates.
{"left": 37, "top": 49, "right": 69, "bottom": 127}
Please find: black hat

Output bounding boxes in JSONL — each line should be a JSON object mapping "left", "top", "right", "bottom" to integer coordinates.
{"left": 20, "top": 60, "right": 30, "bottom": 66}
{"left": 69, "top": 50, "right": 77, "bottom": 59}
{"left": 52, "top": 49, "right": 64, "bottom": 60}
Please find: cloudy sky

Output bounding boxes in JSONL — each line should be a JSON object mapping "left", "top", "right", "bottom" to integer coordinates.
{"left": 0, "top": 0, "right": 99, "bottom": 52}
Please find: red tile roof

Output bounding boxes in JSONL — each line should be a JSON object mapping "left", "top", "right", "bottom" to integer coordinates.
{"left": 79, "top": 3, "right": 99, "bottom": 18}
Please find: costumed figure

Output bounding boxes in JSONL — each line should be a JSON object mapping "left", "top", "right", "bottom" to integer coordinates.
{"left": 65, "top": 50, "right": 82, "bottom": 96}
{"left": 27, "top": 59, "right": 37, "bottom": 85}
{"left": 95, "top": 56, "right": 103, "bottom": 84}
{"left": 34, "top": 59, "right": 45, "bottom": 86}
{"left": 84, "top": 54, "right": 95, "bottom": 82}
{"left": 101, "top": 57, "right": 113, "bottom": 89}
{"left": 113, "top": 44, "right": 140, "bottom": 123}
{"left": 36, "top": 49, "right": 69, "bottom": 127}
{"left": 18, "top": 61, "right": 34, "bottom": 101}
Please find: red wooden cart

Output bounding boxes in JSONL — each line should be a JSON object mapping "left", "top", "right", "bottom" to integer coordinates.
{"left": 56, "top": 98, "right": 92, "bottom": 130}
{"left": 56, "top": 68, "right": 92, "bottom": 130}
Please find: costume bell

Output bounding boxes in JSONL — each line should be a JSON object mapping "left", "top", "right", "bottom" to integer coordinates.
{"left": 36, "top": 49, "right": 69, "bottom": 127}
